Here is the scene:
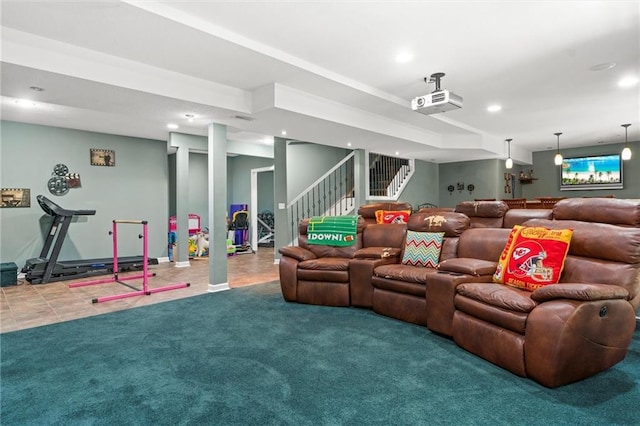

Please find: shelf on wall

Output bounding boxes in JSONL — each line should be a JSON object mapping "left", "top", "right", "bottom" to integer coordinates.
{"left": 519, "top": 178, "right": 538, "bottom": 184}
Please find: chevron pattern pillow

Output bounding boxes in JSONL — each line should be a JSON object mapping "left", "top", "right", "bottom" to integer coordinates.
{"left": 401, "top": 231, "right": 445, "bottom": 268}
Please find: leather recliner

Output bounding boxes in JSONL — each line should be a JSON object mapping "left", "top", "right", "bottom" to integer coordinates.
{"left": 278, "top": 216, "right": 367, "bottom": 306}
{"left": 369, "top": 211, "right": 471, "bottom": 326}
{"left": 451, "top": 197, "right": 640, "bottom": 387}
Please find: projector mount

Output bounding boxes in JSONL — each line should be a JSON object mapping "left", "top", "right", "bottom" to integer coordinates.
{"left": 424, "top": 72, "right": 446, "bottom": 93}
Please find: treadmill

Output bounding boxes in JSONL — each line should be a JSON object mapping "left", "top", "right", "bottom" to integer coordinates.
{"left": 23, "top": 195, "right": 157, "bottom": 284}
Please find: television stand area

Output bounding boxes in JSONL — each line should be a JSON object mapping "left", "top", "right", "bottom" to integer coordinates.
{"left": 23, "top": 195, "right": 156, "bottom": 284}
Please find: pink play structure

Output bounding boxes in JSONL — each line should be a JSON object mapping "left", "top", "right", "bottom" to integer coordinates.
{"left": 70, "top": 219, "right": 190, "bottom": 303}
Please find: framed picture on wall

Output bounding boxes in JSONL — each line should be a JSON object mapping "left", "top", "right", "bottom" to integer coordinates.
{"left": 90, "top": 149, "right": 115, "bottom": 167}
{"left": 1, "top": 188, "right": 31, "bottom": 208}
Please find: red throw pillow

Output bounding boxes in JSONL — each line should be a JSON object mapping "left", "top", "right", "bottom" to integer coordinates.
{"left": 375, "top": 210, "right": 411, "bottom": 224}
{"left": 493, "top": 225, "right": 573, "bottom": 291}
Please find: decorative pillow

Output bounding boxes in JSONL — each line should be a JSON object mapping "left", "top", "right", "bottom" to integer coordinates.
{"left": 401, "top": 231, "right": 444, "bottom": 268}
{"left": 493, "top": 225, "right": 573, "bottom": 291}
{"left": 375, "top": 210, "right": 411, "bottom": 224}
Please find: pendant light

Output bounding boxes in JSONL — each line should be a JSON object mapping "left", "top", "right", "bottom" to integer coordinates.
{"left": 553, "top": 132, "right": 563, "bottom": 166}
{"left": 621, "top": 123, "right": 632, "bottom": 160}
{"left": 505, "top": 138, "right": 513, "bottom": 169}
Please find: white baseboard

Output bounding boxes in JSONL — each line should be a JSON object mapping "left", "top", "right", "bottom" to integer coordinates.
{"left": 156, "top": 257, "right": 170, "bottom": 263}
{"left": 174, "top": 261, "right": 191, "bottom": 268}
{"left": 273, "top": 258, "right": 280, "bottom": 265}
{"left": 208, "top": 283, "right": 230, "bottom": 293}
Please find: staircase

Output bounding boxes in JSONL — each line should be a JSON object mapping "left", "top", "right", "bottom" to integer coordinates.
{"left": 287, "top": 152, "right": 355, "bottom": 244}
{"left": 368, "top": 153, "right": 414, "bottom": 200}
{"left": 286, "top": 151, "right": 414, "bottom": 244}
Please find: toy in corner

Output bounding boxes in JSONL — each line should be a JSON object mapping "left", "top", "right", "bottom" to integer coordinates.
{"left": 228, "top": 204, "right": 254, "bottom": 255}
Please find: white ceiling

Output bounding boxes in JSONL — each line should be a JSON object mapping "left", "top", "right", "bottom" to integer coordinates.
{"left": 1, "top": 0, "right": 638, "bottom": 164}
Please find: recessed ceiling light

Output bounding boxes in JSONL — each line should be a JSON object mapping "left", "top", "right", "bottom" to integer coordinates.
{"left": 281, "top": 130, "right": 287, "bottom": 136}
{"left": 347, "top": 142, "right": 352, "bottom": 147}
{"left": 167, "top": 123, "right": 179, "bottom": 130}
{"left": 14, "top": 99, "right": 37, "bottom": 107}
{"left": 395, "top": 51, "right": 414, "bottom": 63}
{"left": 29, "top": 86, "right": 45, "bottom": 92}
{"left": 487, "top": 104, "right": 502, "bottom": 113}
{"left": 618, "top": 76, "right": 639, "bottom": 88}
{"left": 589, "top": 62, "right": 616, "bottom": 71}
{"left": 185, "top": 114, "right": 195, "bottom": 122}
{"left": 395, "top": 151, "right": 400, "bottom": 156}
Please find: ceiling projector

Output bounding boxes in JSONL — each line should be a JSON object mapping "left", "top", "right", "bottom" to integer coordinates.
{"left": 411, "top": 72, "right": 463, "bottom": 115}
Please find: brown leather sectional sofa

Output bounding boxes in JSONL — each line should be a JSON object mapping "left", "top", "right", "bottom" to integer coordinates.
{"left": 278, "top": 198, "right": 640, "bottom": 387}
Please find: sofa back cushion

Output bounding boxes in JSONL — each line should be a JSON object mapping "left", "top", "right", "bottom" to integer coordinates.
{"left": 408, "top": 211, "right": 470, "bottom": 236}
{"left": 503, "top": 209, "right": 553, "bottom": 229}
{"left": 524, "top": 218, "right": 640, "bottom": 308}
{"left": 362, "top": 223, "right": 407, "bottom": 248}
{"left": 552, "top": 197, "right": 640, "bottom": 226}
{"left": 457, "top": 228, "right": 512, "bottom": 261}
{"left": 455, "top": 201, "right": 508, "bottom": 228}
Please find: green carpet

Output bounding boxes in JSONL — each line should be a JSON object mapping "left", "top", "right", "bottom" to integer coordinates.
{"left": 1, "top": 282, "right": 638, "bottom": 425}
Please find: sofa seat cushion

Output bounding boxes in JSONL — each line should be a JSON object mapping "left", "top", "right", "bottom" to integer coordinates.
{"left": 297, "top": 257, "right": 351, "bottom": 283}
{"left": 457, "top": 283, "right": 537, "bottom": 313}
{"left": 454, "top": 294, "right": 529, "bottom": 334}
{"left": 374, "top": 264, "right": 436, "bottom": 284}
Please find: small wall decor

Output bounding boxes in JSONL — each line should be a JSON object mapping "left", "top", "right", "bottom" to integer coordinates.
{"left": 48, "top": 163, "right": 69, "bottom": 196}
{"left": 467, "top": 184, "right": 475, "bottom": 194}
{"left": 1, "top": 188, "right": 31, "bottom": 208}
{"left": 504, "top": 172, "right": 513, "bottom": 194}
{"left": 90, "top": 148, "right": 115, "bottom": 166}
{"left": 67, "top": 173, "right": 82, "bottom": 188}
{"left": 46, "top": 164, "right": 81, "bottom": 196}
{"left": 457, "top": 182, "right": 465, "bottom": 193}
{"left": 447, "top": 184, "right": 455, "bottom": 195}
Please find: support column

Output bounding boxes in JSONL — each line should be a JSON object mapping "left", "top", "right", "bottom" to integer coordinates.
{"left": 174, "top": 145, "right": 190, "bottom": 267}
{"left": 208, "top": 123, "right": 230, "bottom": 292}
{"left": 353, "top": 148, "right": 367, "bottom": 208}
{"left": 273, "top": 137, "right": 288, "bottom": 260}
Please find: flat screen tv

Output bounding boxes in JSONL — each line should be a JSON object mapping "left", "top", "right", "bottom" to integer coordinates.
{"left": 560, "top": 153, "right": 623, "bottom": 191}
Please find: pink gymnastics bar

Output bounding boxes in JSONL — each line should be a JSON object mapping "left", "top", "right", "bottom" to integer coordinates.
{"left": 70, "top": 219, "right": 189, "bottom": 303}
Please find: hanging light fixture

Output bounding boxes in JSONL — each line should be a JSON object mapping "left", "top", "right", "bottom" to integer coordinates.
{"left": 505, "top": 138, "right": 513, "bottom": 169}
{"left": 553, "top": 132, "right": 563, "bottom": 166}
{"left": 621, "top": 123, "right": 632, "bottom": 160}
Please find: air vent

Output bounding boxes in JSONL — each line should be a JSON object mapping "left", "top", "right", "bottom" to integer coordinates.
{"left": 233, "top": 115, "right": 255, "bottom": 122}
{"left": 431, "top": 93, "right": 446, "bottom": 103}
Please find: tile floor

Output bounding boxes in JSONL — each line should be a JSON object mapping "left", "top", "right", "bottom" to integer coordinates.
{"left": 0, "top": 247, "right": 279, "bottom": 333}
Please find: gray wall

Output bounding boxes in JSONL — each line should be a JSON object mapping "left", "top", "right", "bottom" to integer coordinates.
{"left": 439, "top": 159, "right": 504, "bottom": 208}
{"left": 389, "top": 159, "right": 439, "bottom": 209}
{"left": 0, "top": 121, "right": 169, "bottom": 269}
{"left": 227, "top": 155, "right": 274, "bottom": 213}
{"left": 523, "top": 141, "right": 640, "bottom": 199}
{"left": 286, "top": 142, "right": 350, "bottom": 200}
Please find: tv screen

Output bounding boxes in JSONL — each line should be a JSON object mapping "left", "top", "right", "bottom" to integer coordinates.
{"left": 560, "top": 153, "right": 623, "bottom": 191}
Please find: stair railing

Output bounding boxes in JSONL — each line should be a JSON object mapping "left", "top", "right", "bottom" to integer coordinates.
{"left": 287, "top": 152, "right": 355, "bottom": 245}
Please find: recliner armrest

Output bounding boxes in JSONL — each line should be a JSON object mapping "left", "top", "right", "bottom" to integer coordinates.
{"left": 437, "top": 258, "right": 497, "bottom": 277}
{"left": 354, "top": 247, "right": 401, "bottom": 260}
{"left": 531, "top": 283, "right": 629, "bottom": 303}
{"left": 278, "top": 246, "right": 317, "bottom": 262}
